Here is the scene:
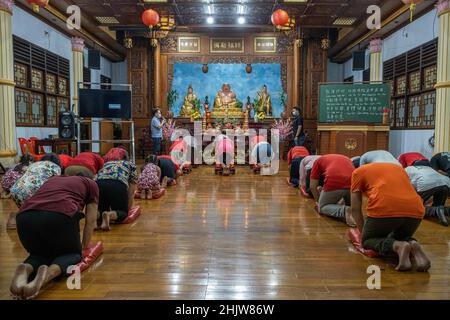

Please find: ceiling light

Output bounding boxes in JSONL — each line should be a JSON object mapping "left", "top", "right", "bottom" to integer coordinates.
{"left": 207, "top": 16, "right": 214, "bottom": 24}
{"left": 238, "top": 16, "right": 245, "bottom": 24}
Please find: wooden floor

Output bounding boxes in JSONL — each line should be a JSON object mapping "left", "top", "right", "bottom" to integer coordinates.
{"left": 1, "top": 162, "right": 450, "bottom": 300}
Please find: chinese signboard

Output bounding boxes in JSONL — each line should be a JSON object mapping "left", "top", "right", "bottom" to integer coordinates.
{"left": 319, "top": 83, "right": 391, "bottom": 123}
{"left": 178, "top": 37, "right": 201, "bottom": 53}
{"left": 210, "top": 38, "right": 245, "bottom": 53}
{"left": 254, "top": 37, "right": 277, "bottom": 53}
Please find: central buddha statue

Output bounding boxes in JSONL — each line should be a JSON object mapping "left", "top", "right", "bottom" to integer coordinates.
{"left": 212, "top": 83, "right": 243, "bottom": 118}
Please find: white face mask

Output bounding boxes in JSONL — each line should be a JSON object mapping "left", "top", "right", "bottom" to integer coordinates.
{"left": 292, "top": 110, "right": 298, "bottom": 117}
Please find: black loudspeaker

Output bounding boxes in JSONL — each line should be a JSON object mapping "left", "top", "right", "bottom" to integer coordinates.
{"left": 88, "top": 49, "right": 101, "bottom": 70}
{"left": 352, "top": 50, "right": 366, "bottom": 71}
{"left": 59, "top": 112, "right": 76, "bottom": 139}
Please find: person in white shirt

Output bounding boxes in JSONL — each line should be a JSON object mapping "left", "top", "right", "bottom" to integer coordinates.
{"left": 299, "top": 155, "right": 321, "bottom": 196}
{"left": 360, "top": 150, "right": 402, "bottom": 167}
{"left": 406, "top": 165, "right": 450, "bottom": 226}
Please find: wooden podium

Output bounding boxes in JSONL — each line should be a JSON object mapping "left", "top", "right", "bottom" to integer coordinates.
{"left": 317, "top": 123, "right": 390, "bottom": 158}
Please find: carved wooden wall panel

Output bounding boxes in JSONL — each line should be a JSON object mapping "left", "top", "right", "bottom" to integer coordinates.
{"left": 128, "top": 40, "right": 149, "bottom": 119}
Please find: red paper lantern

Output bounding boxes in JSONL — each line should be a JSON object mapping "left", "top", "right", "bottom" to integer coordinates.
{"left": 27, "top": 0, "right": 49, "bottom": 13}
{"left": 142, "top": 9, "right": 160, "bottom": 28}
{"left": 271, "top": 9, "right": 289, "bottom": 26}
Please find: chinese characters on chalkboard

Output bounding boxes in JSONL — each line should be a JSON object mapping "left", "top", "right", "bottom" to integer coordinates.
{"left": 319, "top": 84, "right": 390, "bottom": 123}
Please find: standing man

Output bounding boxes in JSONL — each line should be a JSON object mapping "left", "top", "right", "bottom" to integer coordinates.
{"left": 291, "top": 107, "right": 305, "bottom": 147}
{"left": 151, "top": 108, "right": 165, "bottom": 156}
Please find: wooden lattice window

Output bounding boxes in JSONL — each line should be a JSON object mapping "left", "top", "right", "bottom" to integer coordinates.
{"left": 424, "top": 65, "right": 437, "bottom": 90}
{"left": 13, "top": 36, "right": 71, "bottom": 127}
{"left": 58, "top": 77, "right": 68, "bottom": 96}
{"left": 383, "top": 38, "right": 437, "bottom": 129}
{"left": 46, "top": 96, "right": 57, "bottom": 126}
{"left": 15, "top": 89, "right": 30, "bottom": 124}
{"left": 409, "top": 71, "right": 421, "bottom": 93}
{"left": 14, "top": 64, "right": 28, "bottom": 87}
{"left": 423, "top": 92, "right": 435, "bottom": 127}
{"left": 31, "top": 68, "right": 43, "bottom": 90}
{"left": 390, "top": 100, "right": 395, "bottom": 127}
{"left": 395, "top": 98, "right": 406, "bottom": 128}
{"left": 46, "top": 74, "right": 56, "bottom": 94}
{"left": 396, "top": 76, "right": 406, "bottom": 96}
{"left": 31, "top": 93, "right": 44, "bottom": 125}
{"left": 408, "top": 95, "right": 421, "bottom": 127}
{"left": 57, "top": 97, "right": 69, "bottom": 112}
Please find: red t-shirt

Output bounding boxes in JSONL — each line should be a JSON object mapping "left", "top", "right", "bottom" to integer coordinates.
{"left": 19, "top": 176, "right": 99, "bottom": 218}
{"left": 67, "top": 152, "right": 104, "bottom": 174}
{"left": 58, "top": 154, "right": 73, "bottom": 169}
{"left": 158, "top": 155, "right": 180, "bottom": 171}
{"left": 310, "top": 154, "right": 355, "bottom": 191}
{"left": 398, "top": 152, "right": 428, "bottom": 168}
{"left": 287, "top": 146, "right": 310, "bottom": 165}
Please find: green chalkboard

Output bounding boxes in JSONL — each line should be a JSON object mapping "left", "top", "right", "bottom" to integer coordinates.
{"left": 319, "top": 83, "right": 391, "bottom": 123}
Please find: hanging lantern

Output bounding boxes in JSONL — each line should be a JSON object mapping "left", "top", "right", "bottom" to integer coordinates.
{"left": 27, "top": 0, "right": 49, "bottom": 13}
{"left": 402, "top": 0, "right": 424, "bottom": 22}
{"left": 202, "top": 64, "right": 209, "bottom": 73}
{"left": 245, "top": 64, "right": 252, "bottom": 74}
{"left": 271, "top": 9, "right": 289, "bottom": 27}
{"left": 142, "top": 9, "right": 160, "bottom": 29}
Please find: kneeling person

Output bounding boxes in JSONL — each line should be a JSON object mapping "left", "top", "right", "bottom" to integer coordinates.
{"left": 351, "top": 163, "right": 429, "bottom": 272}
{"left": 287, "top": 146, "right": 310, "bottom": 187}
{"left": 310, "top": 154, "right": 355, "bottom": 226}
{"left": 96, "top": 152, "right": 138, "bottom": 230}
{"left": 10, "top": 176, "right": 99, "bottom": 300}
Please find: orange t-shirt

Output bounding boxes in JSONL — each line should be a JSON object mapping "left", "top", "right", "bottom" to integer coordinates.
{"left": 351, "top": 163, "right": 425, "bottom": 219}
{"left": 287, "top": 146, "right": 310, "bottom": 165}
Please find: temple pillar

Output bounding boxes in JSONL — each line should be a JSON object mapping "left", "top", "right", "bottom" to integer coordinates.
{"left": 434, "top": 0, "right": 450, "bottom": 153}
{"left": 369, "top": 38, "right": 383, "bottom": 82}
{"left": 154, "top": 41, "right": 161, "bottom": 108}
{"left": 71, "top": 37, "right": 84, "bottom": 115}
{"left": 0, "top": 0, "right": 17, "bottom": 166}
{"left": 293, "top": 39, "right": 301, "bottom": 107}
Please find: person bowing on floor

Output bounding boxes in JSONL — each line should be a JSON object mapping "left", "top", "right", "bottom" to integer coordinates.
{"left": 286, "top": 146, "right": 310, "bottom": 188}
{"left": 10, "top": 175, "right": 99, "bottom": 300}
{"left": 310, "top": 154, "right": 356, "bottom": 226}
{"left": 351, "top": 162, "right": 430, "bottom": 272}
{"left": 95, "top": 149, "right": 138, "bottom": 231}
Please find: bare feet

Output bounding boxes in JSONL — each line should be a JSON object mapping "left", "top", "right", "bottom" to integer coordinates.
{"left": 161, "top": 176, "right": 168, "bottom": 189}
{"left": 22, "top": 265, "right": 48, "bottom": 300}
{"left": 409, "top": 240, "right": 431, "bottom": 272}
{"left": 10, "top": 264, "right": 33, "bottom": 300}
{"left": 100, "top": 211, "right": 111, "bottom": 231}
{"left": 146, "top": 190, "right": 152, "bottom": 200}
{"left": 345, "top": 207, "right": 356, "bottom": 227}
{"left": 393, "top": 241, "right": 412, "bottom": 271}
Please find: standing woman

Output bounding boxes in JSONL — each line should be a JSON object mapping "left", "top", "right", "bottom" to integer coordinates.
{"left": 8, "top": 153, "right": 63, "bottom": 229}
{"left": 151, "top": 108, "right": 166, "bottom": 156}
{"left": 95, "top": 150, "right": 138, "bottom": 230}
{"left": 10, "top": 175, "right": 99, "bottom": 300}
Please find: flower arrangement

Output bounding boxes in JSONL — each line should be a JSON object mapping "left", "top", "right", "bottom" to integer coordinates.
{"left": 162, "top": 119, "right": 177, "bottom": 142}
{"left": 272, "top": 118, "right": 293, "bottom": 141}
{"left": 216, "top": 118, "right": 241, "bottom": 130}
{"left": 191, "top": 97, "right": 202, "bottom": 120}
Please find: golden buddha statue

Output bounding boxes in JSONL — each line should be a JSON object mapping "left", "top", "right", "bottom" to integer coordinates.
{"left": 179, "top": 84, "right": 197, "bottom": 117}
{"left": 212, "top": 83, "right": 243, "bottom": 118}
{"left": 255, "top": 85, "right": 272, "bottom": 116}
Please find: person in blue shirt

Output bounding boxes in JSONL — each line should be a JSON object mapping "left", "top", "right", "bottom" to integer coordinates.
{"left": 291, "top": 107, "right": 305, "bottom": 146}
{"left": 151, "top": 108, "right": 166, "bottom": 156}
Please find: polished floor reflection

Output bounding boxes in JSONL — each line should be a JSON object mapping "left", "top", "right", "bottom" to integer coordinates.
{"left": 1, "top": 163, "right": 450, "bottom": 300}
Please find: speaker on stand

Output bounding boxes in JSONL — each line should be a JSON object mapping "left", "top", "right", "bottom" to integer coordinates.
{"left": 59, "top": 111, "right": 76, "bottom": 139}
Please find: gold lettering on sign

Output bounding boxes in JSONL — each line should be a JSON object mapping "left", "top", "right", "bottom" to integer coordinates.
{"left": 254, "top": 37, "right": 277, "bottom": 53}
{"left": 210, "top": 38, "right": 245, "bottom": 53}
{"left": 178, "top": 37, "right": 201, "bottom": 53}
